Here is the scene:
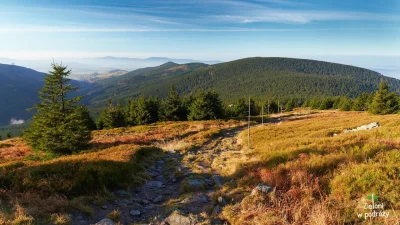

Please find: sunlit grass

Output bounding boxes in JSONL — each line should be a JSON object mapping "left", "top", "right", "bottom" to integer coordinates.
{"left": 224, "top": 110, "right": 400, "bottom": 224}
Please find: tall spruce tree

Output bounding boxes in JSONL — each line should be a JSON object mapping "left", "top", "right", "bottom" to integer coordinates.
{"left": 369, "top": 80, "right": 399, "bottom": 114}
{"left": 24, "top": 63, "right": 91, "bottom": 154}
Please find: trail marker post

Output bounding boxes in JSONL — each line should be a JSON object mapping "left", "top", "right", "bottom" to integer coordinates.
{"left": 248, "top": 95, "right": 250, "bottom": 149}
{"left": 262, "top": 103, "right": 264, "bottom": 126}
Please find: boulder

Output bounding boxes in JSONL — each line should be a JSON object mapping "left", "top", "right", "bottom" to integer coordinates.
{"left": 344, "top": 122, "right": 380, "bottom": 133}
{"left": 251, "top": 184, "right": 273, "bottom": 196}
{"left": 212, "top": 175, "right": 225, "bottom": 187}
{"left": 184, "top": 179, "right": 206, "bottom": 191}
{"left": 163, "top": 210, "right": 199, "bottom": 225}
{"left": 130, "top": 209, "right": 141, "bottom": 216}
{"left": 146, "top": 180, "right": 164, "bottom": 188}
{"left": 153, "top": 195, "right": 164, "bottom": 203}
{"left": 95, "top": 218, "right": 115, "bottom": 225}
{"left": 217, "top": 196, "right": 227, "bottom": 206}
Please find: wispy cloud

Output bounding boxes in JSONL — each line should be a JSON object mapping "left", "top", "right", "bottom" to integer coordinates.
{"left": 0, "top": 26, "right": 384, "bottom": 33}
{"left": 3, "top": 1, "right": 396, "bottom": 30}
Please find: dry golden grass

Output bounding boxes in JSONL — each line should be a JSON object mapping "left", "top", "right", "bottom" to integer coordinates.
{"left": 223, "top": 110, "right": 400, "bottom": 224}
{"left": 0, "top": 138, "right": 33, "bottom": 164}
{"left": 91, "top": 120, "right": 243, "bottom": 147}
{"left": 0, "top": 119, "right": 245, "bottom": 223}
{"left": 0, "top": 204, "right": 34, "bottom": 225}
{"left": 107, "top": 209, "right": 121, "bottom": 223}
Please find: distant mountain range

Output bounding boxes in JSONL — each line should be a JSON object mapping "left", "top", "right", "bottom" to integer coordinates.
{"left": 85, "top": 57, "right": 400, "bottom": 113}
{"left": 1, "top": 57, "right": 400, "bottom": 126}
{"left": 0, "top": 57, "right": 222, "bottom": 80}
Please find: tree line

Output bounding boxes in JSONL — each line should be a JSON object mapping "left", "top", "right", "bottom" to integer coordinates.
{"left": 22, "top": 63, "right": 400, "bottom": 155}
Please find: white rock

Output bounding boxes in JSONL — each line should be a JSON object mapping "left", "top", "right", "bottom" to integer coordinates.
{"left": 95, "top": 218, "right": 115, "bottom": 225}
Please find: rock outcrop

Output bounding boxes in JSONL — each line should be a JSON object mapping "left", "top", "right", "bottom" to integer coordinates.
{"left": 343, "top": 122, "right": 380, "bottom": 133}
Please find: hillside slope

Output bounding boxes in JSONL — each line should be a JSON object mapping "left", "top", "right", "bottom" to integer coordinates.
{"left": 88, "top": 57, "right": 400, "bottom": 108}
{"left": 0, "top": 64, "right": 45, "bottom": 126}
{"left": 0, "top": 64, "right": 94, "bottom": 126}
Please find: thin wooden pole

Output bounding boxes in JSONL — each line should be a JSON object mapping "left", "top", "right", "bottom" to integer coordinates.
{"left": 262, "top": 103, "right": 264, "bottom": 126}
{"left": 248, "top": 95, "right": 250, "bottom": 149}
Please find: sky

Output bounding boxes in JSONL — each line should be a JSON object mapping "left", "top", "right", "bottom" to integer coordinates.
{"left": 0, "top": 0, "right": 399, "bottom": 71}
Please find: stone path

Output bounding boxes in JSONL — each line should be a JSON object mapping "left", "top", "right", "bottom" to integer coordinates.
{"left": 70, "top": 126, "right": 249, "bottom": 225}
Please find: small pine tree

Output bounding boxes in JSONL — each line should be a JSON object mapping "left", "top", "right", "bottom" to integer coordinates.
{"left": 24, "top": 63, "right": 91, "bottom": 154}
{"left": 339, "top": 98, "right": 353, "bottom": 111}
{"left": 369, "top": 80, "right": 399, "bottom": 114}
{"left": 332, "top": 97, "right": 342, "bottom": 109}
{"left": 309, "top": 97, "right": 322, "bottom": 109}
{"left": 160, "top": 86, "right": 185, "bottom": 121}
{"left": 229, "top": 98, "right": 247, "bottom": 117}
{"left": 319, "top": 97, "right": 334, "bottom": 110}
{"left": 352, "top": 93, "right": 369, "bottom": 111}
{"left": 6, "top": 132, "right": 11, "bottom": 139}
{"left": 188, "top": 90, "right": 224, "bottom": 121}
{"left": 96, "top": 100, "right": 125, "bottom": 129}
{"left": 285, "top": 98, "right": 296, "bottom": 111}
{"left": 267, "top": 100, "right": 279, "bottom": 114}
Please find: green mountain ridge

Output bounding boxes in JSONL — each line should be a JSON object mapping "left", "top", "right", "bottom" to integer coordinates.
{"left": 87, "top": 57, "right": 400, "bottom": 110}
{"left": 1, "top": 57, "right": 399, "bottom": 127}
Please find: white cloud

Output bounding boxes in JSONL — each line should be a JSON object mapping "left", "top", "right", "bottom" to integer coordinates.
{"left": 10, "top": 118, "right": 24, "bottom": 125}
{"left": 0, "top": 26, "right": 383, "bottom": 33}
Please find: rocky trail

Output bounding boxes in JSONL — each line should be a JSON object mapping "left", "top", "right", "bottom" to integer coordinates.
{"left": 71, "top": 126, "right": 249, "bottom": 225}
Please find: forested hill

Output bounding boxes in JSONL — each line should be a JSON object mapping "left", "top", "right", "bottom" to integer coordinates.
{"left": 87, "top": 57, "right": 400, "bottom": 107}
{"left": 0, "top": 64, "right": 94, "bottom": 126}
{"left": 0, "top": 63, "right": 45, "bottom": 126}
{"left": 86, "top": 62, "right": 209, "bottom": 105}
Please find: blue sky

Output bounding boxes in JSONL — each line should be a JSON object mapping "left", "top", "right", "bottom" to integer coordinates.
{"left": 0, "top": 0, "right": 399, "bottom": 66}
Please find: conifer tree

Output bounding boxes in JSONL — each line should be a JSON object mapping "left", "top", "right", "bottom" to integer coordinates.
{"left": 24, "top": 63, "right": 91, "bottom": 154}
{"left": 352, "top": 92, "right": 369, "bottom": 111}
{"left": 160, "top": 86, "right": 185, "bottom": 121}
{"left": 230, "top": 98, "right": 247, "bottom": 117}
{"left": 339, "top": 97, "right": 353, "bottom": 111}
{"left": 188, "top": 90, "right": 224, "bottom": 121}
{"left": 369, "top": 80, "right": 399, "bottom": 114}
{"left": 130, "top": 97, "right": 159, "bottom": 125}
{"left": 5, "top": 132, "right": 11, "bottom": 139}
{"left": 285, "top": 98, "right": 296, "bottom": 111}
{"left": 319, "top": 97, "right": 334, "bottom": 110}
{"left": 96, "top": 100, "right": 125, "bottom": 129}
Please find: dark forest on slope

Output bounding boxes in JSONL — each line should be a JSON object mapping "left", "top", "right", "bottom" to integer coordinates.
{"left": 86, "top": 57, "right": 400, "bottom": 110}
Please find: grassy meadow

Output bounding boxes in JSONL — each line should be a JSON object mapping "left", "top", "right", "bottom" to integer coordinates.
{"left": 1, "top": 110, "right": 399, "bottom": 224}
{"left": 0, "top": 120, "right": 244, "bottom": 224}
{"left": 221, "top": 110, "right": 400, "bottom": 224}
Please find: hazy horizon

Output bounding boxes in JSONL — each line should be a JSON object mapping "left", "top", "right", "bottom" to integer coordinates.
{"left": 0, "top": 0, "right": 399, "bottom": 77}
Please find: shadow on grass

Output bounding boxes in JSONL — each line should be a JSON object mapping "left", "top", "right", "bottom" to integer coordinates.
{"left": 0, "top": 147, "right": 164, "bottom": 197}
